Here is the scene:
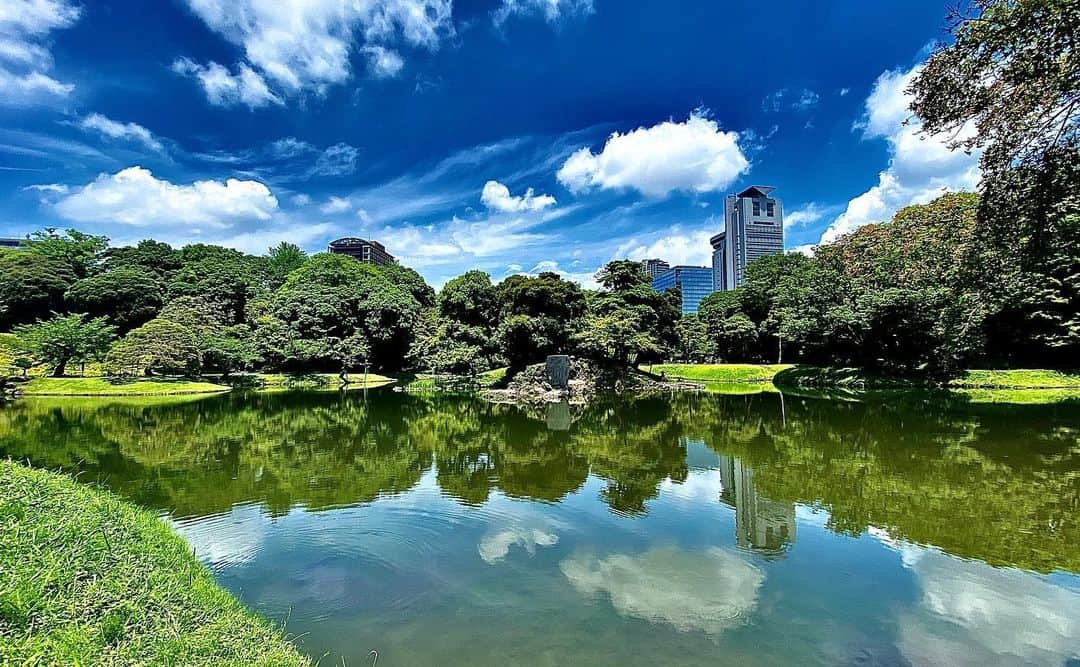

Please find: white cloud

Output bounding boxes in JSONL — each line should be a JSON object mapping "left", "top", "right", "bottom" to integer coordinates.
{"left": 478, "top": 525, "right": 558, "bottom": 564}
{"left": 481, "top": 180, "right": 556, "bottom": 213}
{"left": 320, "top": 196, "right": 352, "bottom": 214}
{"left": 493, "top": 0, "right": 595, "bottom": 26}
{"left": 291, "top": 193, "right": 312, "bottom": 206}
{"left": 839, "top": 87, "right": 850, "bottom": 97}
{"left": 783, "top": 202, "right": 838, "bottom": 230}
{"left": 23, "top": 182, "right": 68, "bottom": 194}
{"left": 54, "top": 166, "right": 279, "bottom": 228}
{"left": 557, "top": 112, "right": 749, "bottom": 198}
{"left": 762, "top": 88, "right": 819, "bottom": 112}
{"left": 363, "top": 45, "right": 404, "bottom": 78}
{"left": 0, "top": 0, "right": 80, "bottom": 106}
{"left": 172, "top": 58, "right": 282, "bottom": 109}
{"left": 179, "top": 0, "right": 453, "bottom": 102}
{"left": 308, "top": 143, "right": 360, "bottom": 177}
{"left": 615, "top": 224, "right": 715, "bottom": 267}
{"left": 819, "top": 63, "right": 980, "bottom": 245}
{"left": 560, "top": 547, "right": 764, "bottom": 635}
{"left": 896, "top": 548, "right": 1080, "bottom": 666}
{"left": 78, "top": 113, "right": 163, "bottom": 152}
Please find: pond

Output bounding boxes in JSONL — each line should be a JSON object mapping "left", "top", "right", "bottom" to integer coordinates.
{"left": 2, "top": 389, "right": 1078, "bottom": 665}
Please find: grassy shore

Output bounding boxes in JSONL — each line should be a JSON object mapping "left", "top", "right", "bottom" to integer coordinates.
{"left": 0, "top": 461, "right": 308, "bottom": 666}
{"left": 773, "top": 365, "right": 1080, "bottom": 390}
{"left": 19, "top": 377, "right": 231, "bottom": 396}
{"left": 643, "top": 364, "right": 793, "bottom": 383}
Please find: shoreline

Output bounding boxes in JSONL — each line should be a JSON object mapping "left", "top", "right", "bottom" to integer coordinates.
{"left": 0, "top": 460, "right": 310, "bottom": 665}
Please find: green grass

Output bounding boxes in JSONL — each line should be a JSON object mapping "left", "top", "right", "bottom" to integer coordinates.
{"left": 0, "top": 460, "right": 309, "bottom": 666}
{"left": 642, "top": 364, "right": 793, "bottom": 383}
{"left": 950, "top": 369, "right": 1080, "bottom": 389}
{"left": 21, "top": 377, "right": 231, "bottom": 396}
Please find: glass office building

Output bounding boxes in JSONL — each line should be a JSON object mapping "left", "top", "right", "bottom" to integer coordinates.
{"left": 651, "top": 265, "right": 715, "bottom": 314}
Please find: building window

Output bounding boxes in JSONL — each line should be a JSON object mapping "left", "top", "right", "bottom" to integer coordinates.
{"left": 752, "top": 201, "right": 761, "bottom": 216}
{"left": 766, "top": 202, "right": 775, "bottom": 217}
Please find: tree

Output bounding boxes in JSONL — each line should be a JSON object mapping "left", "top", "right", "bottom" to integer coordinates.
{"left": 910, "top": 0, "right": 1080, "bottom": 367}
{"left": 0, "top": 252, "right": 77, "bottom": 330}
{"left": 107, "top": 318, "right": 201, "bottom": 376}
{"left": 262, "top": 253, "right": 421, "bottom": 371}
{"left": 167, "top": 244, "right": 267, "bottom": 325}
{"left": 674, "top": 315, "right": 713, "bottom": 363}
{"left": 65, "top": 267, "right": 165, "bottom": 332}
{"left": 496, "top": 273, "right": 587, "bottom": 370}
{"left": 596, "top": 260, "right": 650, "bottom": 291}
{"left": 100, "top": 240, "right": 181, "bottom": 278}
{"left": 202, "top": 325, "right": 261, "bottom": 376}
{"left": 14, "top": 313, "right": 116, "bottom": 377}
{"left": 582, "top": 261, "right": 681, "bottom": 368}
{"left": 380, "top": 262, "right": 437, "bottom": 308}
{"left": 574, "top": 308, "right": 662, "bottom": 368}
{"left": 23, "top": 228, "right": 109, "bottom": 278}
{"left": 266, "top": 242, "right": 308, "bottom": 287}
{"left": 438, "top": 271, "right": 499, "bottom": 327}
{"left": 909, "top": 0, "right": 1079, "bottom": 180}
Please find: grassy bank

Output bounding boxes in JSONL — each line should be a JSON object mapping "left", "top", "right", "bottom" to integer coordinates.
{"left": 643, "top": 364, "right": 793, "bottom": 383}
{"left": 234, "top": 372, "right": 394, "bottom": 391}
{"left": 19, "top": 377, "right": 231, "bottom": 396}
{"left": 0, "top": 461, "right": 308, "bottom": 666}
{"left": 773, "top": 365, "right": 1080, "bottom": 390}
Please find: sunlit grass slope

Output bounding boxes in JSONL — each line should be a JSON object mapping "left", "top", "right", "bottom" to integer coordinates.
{"left": 0, "top": 461, "right": 309, "bottom": 666}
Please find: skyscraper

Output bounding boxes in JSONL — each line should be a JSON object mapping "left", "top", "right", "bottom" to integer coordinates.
{"left": 327, "top": 238, "right": 395, "bottom": 265}
{"left": 711, "top": 186, "right": 784, "bottom": 290}
{"left": 640, "top": 258, "right": 670, "bottom": 279}
{"left": 651, "top": 265, "right": 714, "bottom": 314}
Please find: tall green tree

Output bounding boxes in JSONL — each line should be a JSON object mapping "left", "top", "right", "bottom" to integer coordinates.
{"left": 0, "top": 252, "right": 77, "bottom": 330}
{"left": 100, "top": 240, "right": 181, "bottom": 278}
{"left": 910, "top": 0, "right": 1080, "bottom": 366}
{"left": 23, "top": 229, "right": 109, "bottom": 278}
{"left": 65, "top": 267, "right": 165, "bottom": 332}
{"left": 14, "top": 313, "right": 116, "bottom": 377}
{"left": 266, "top": 242, "right": 308, "bottom": 287}
{"left": 496, "top": 272, "right": 586, "bottom": 371}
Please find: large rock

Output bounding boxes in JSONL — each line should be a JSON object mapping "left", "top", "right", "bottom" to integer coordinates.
{"left": 546, "top": 355, "right": 571, "bottom": 389}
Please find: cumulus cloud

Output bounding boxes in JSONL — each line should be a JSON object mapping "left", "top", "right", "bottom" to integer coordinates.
{"left": 172, "top": 58, "right": 282, "bottom": 109}
{"left": 53, "top": 166, "right": 279, "bottom": 228}
{"left": 0, "top": 0, "right": 80, "bottom": 106}
{"left": 493, "top": 0, "right": 595, "bottom": 27}
{"left": 478, "top": 526, "right": 558, "bottom": 564}
{"left": 557, "top": 112, "right": 749, "bottom": 197}
{"left": 560, "top": 547, "right": 764, "bottom": 634}
{"left": 481, "top": 180, "right": 556, "bottom": 213}
{"left": 77, "top": 113, "right": 163, "bottom": 152}
{"left": 819, "top": 63, "right": 980, "bottom": 244}
{"left": 614, "top": 224, "right": 716, "bottom": 267}
{"left": 320, "top": 196, "right": 351, "bottom": 214}
{"left": 896, "top": 547, "right": 1080, "bottom": 666}
{"left": 179, "top": 0, "right": 453, "bottom": 103}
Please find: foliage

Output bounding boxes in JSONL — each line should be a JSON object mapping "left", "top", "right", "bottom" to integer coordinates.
{"left": 99, "top": 239, "right": 181, "bottom": 278}
{"left": 65, "top": 267, "right": 164, "bottom": 332}
{"left": 0, "top": 252, "right": 77, "bottom": 330}
{"left": 266, "top": 241, "right": 307, "bottom": 287}
{"left": 20, "top": 377, "right": 230, "bottom": 396}
{"left": 167, "top": 244, "right": 267, "bottom": 325}
{"left": 261, "top": 254, "right": 420, "bottom": 371}
{"left": 910, "top": 0, "right": 1080, "bottom": 367}
{"left": 496, "top": 272, "right": 587, "bottom": 370}
{"left": 107, "top": 318, "right": 201, "bottom": 376}
{"left": 0, "top": 461, "right": 309, "bottom": 665}
{"left": 13, "top": 313, "right": 116, "bottom": 377}
{"left": 23, "top": 228, "right": 109, "bottom": 278}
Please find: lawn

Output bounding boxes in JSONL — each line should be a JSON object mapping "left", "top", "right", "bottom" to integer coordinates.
{"left": 0, "top": 461, "right": 309, "bottom": 666}
{"left": 643, "top": 364, "right": 793, "bottom": 383}
{"left": 20, "top": 377, "right": 231, "bottom": 396}
{"left": 950, "top": 369, "right": 1080, "bottom": 389}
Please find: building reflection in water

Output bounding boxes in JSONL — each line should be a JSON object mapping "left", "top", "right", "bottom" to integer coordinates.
{"left": 716, "top": 453, "right": 796, "bottom": 555}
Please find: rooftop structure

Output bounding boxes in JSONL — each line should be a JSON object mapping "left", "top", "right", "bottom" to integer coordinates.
{"left": 640, "top": 258, "right": 671, "bottom": 279}
{"left": 327, "top": 238, "right": 395, "bottom": 266}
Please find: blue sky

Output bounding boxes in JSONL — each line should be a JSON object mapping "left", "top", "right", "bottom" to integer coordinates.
{"left": 0, "top": 0, "right": 980, "bottom": 287}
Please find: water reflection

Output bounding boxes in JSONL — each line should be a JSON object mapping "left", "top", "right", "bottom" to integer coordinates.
{"left": 0, "top": 389, "right": 1077, "bottom": 574}
{"left": 3, "top": 389, "right": 1079, "bottom": 665}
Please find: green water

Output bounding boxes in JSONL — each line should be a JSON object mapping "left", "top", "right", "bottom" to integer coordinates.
{"left": 2, "top": 389, "right": 1078, "bottom": 665}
